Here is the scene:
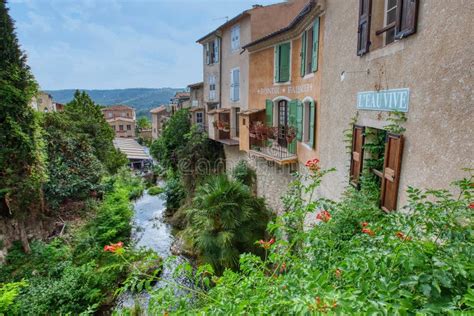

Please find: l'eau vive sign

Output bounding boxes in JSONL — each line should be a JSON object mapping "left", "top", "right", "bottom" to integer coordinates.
{"left": 357, "top": 88, "right": 410, "bottom": 112}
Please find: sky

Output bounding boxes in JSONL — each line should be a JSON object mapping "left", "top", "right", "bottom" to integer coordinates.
{"left": 8, "top": 0, "right": 281, "bottom": 90}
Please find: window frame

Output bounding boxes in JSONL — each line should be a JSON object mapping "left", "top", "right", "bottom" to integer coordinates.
{"left": 230, "top": 67, "right": 240, "bottom": 102}
{"left": 231, "top": 24, "right": 241, "bottom": 52}
{"left": 274, "top": 41, "right": 292, "bottom": 84}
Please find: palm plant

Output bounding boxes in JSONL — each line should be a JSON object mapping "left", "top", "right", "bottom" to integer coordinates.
{"left": 186, "top": 175, "right": 270, "bottom": 274}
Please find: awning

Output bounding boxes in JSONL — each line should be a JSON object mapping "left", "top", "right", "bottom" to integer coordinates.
{"left": 240, "top": 108, "right": 265, "bottom": 115}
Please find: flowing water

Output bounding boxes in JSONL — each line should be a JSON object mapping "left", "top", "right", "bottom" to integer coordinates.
{"left": 115, "top": 186, "right": 191, "bottom": 312}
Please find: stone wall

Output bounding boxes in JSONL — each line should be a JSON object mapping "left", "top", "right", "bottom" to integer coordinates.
{"left": 224, "top": 145, "right": 295, "bottom": 214}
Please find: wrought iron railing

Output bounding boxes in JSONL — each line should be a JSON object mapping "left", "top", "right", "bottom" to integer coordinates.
{"left": 249, "top": 123, "right": 297, "bottom": 160}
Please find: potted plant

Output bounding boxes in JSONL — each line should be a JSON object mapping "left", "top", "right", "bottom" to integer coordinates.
{"left": 222, "top": 122, "right": 230, "bottom": 132}
{"left": 286, "top": 126, "right": 296, "bottom": 144}
{"left": 217, "top": 121, "right": 225, "bottom": 130}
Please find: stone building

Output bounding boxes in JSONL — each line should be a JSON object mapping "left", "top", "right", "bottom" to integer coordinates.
{"left": 30, "top": 92, "right": 56, "bottom": 112}
{"left": 150, "top": 105, "right": 170, "bottom": 140}
{"left": 197, "top": 0, "right": 308, "bottom": 146}
{"left": 195, "top": 0, "right": 473, "bottom": 213}
{"left": 188, "top": 82, "right": 206, "bottom": 130}
{"left": 102, "top": 105, "right": 136, "bottom": 138}
{"left": 315, "top": 0, "right": 473, "bottom": 210}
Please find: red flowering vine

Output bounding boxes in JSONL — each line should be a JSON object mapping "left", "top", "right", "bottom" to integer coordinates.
{"left": 395, "top": 231, "right": 412, "bottom": 241}
{"left": 469, "top": 202, "right": 474, "bottom": 209}
{"left": 257, "top": 238, "right": 275, "bottom": 250}
{"left": 361, "top": 228, "right": 375, "bottom": 236}
{"left": 305, "top": 158, "right": 320, "bottom": 173}
{"left": 316, "top": 210, "right": 331, "bottom": 223}
{"left": 104, "top": 241, "right": 124, "bottom": 253}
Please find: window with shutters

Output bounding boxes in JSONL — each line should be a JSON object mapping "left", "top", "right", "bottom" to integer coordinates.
{"left": 205, "top": 38, "right": 219, "bottom": 64}
{"left": 360, "top": 0, "right": 419, "bottom": 55}
{"left": 231, "top": 25, "right": 240, "bottom": 52}
{"left": 274, "top": 42, "right": 291, "bottom": 83}
{"left": 209, "top": 75, "right": 216, "bottom": 100}
{"left": 302, "top": 100, "right": 316, "bottom": 148}
{"left": 230, "top": 68, "right": 240, "bottom": 102}
{"left": 349, "top": 125, "right": 404, "bottom": 211}
{"left": 300, "top": 18, "right": 320, "bottom": 76}
{"left": 196, "top": 112, "right": 203, "bottom": 125}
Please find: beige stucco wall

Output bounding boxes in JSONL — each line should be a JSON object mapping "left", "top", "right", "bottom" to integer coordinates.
{"left": 318, "top": 0, "right": 474, "bottom": 207}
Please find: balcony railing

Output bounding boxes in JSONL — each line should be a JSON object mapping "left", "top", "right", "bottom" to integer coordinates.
{"left": 248, "top": 123, "right": 297, "bottom": 164}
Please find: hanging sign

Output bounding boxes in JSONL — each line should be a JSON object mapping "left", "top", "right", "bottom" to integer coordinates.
{"left": 357, "top": 88, "right": 409, "bottom": 112}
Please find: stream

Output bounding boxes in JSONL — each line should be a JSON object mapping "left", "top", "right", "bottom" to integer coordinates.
{"left": 115, "top": 186, "right": 191, "bottom": 312}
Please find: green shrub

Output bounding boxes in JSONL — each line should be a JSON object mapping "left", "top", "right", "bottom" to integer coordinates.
{"left": 163, "top": 170, "right": 186, "bottom": 215}
{"left": 148, "top": 168, "right": 474, "bottom": 315}
{"left": 0, "top": 281, "right": 27, "bottom": 314}
{"left": 231, "top": 160, "right": 256, "bottom": 188}
{"left": 148, "top": 186, "right": 164, "bottom": 196}
{"left": 186, "top": 175, "right": 271, "bottom": 274}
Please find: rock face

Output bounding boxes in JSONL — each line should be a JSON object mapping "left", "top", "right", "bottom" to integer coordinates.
{"left": 170, "top": 235, "right": 196, "bottom": 259}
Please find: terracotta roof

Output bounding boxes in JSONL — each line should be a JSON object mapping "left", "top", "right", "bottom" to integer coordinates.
{"left": 150, "top": 106, "right": 167, "bottom": 114}
{"left": 102, "top": 105, "right": 134, "bottom": 111}
{"left": 106, "top": 117, "right": 135, "bottom": 123}
{"left": 243, "top": 0, "right": 317, "bottom": 50}
{"left": 174, "top": 92, "right": 190, "bottom": 98}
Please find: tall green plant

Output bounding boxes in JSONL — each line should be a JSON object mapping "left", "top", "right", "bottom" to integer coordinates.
{"left": 186, "top": 175, "right": 270, "bottom": 274}
{"left": 0, "top": 0, "right": 46, "bottom": 252}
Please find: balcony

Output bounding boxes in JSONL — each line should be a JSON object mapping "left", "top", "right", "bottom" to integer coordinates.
{"left": 248, "top": 122, "right": 297, "bottom": 165}
{"left": 208, "top": 109, "right": 239, "bottom": 146}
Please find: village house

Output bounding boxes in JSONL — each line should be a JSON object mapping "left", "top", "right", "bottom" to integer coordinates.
{"left": 197, "top": 0, "right": 308, "bottom": 146}
{"left": 314, "top": 0, "right": 473, "bottom": 211}
{"left": 102, "top": 105, "right": 136, "bottom": 138}
{"left": 198, "top": 0, "right": 472, "bottom": 213}
{"left": 30, "top": 91, "right": 56, "bottom": 112}
{"left": 150, "top": 105, "right": 170, "bottom": 140}
{"left": 222, "top": 0, "right": 325, "bottom": 210}
{"left": 170, "top": 91, "right": 191, "bottom": 114}
{"left": 187, "top": 82, "right": 206, "bottom": 130}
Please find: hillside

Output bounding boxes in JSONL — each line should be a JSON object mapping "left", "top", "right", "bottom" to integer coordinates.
{"left": 46, "top": 88, "right": 183, "bottom": 118}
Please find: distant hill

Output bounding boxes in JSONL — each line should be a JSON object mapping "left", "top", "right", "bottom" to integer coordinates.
{"left": 46, "top": 88, "right": 184, "bottom": 118}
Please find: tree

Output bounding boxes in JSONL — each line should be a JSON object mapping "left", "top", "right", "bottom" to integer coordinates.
{"left": 136, "top": 116, "right": 151, "bottom": 132}
{"left": 0, "top": 0, "right": 46, "bottom": 252}
{"left": 64, "top": 91, "right": 127, "bottom": 173}
{"left": 186, "top": 175, "right": 271, "bottom": 274}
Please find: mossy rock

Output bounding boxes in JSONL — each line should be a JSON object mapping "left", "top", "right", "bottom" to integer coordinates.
{"left": 148, "top": 186, "right": 164, "bottom": 196}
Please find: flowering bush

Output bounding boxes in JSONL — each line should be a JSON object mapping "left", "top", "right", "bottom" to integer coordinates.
{"left": 144, "top": 168, "right": 473, "bottom": 315}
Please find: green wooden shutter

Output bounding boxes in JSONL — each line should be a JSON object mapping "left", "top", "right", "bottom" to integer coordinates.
{"left": 265, "top": 99, "right": 273, "bottom": 126}
{"left": 300, "top": 32, "right": 306, "bottom": 77}
{"left": 288, "top": 100, "right": 297, "bottom": 154}
{"left": 312, "top": 18, "right": 320, "bottom": 72}
{"left": 296, "top": 100, "right": 303, "bottom": 141}
{"left": 309, "top": 100, "right": 316, "bottom": 148}
{"left": 274, "top": 46, "right": 279, "bottom": 82}
{"left": 279, "top": 43, "right": 290, "bottom": 82}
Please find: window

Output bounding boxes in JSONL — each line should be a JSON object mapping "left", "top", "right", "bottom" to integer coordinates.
{"left": 349, "top": 125, "right": 404, "bottom": 211}
{"left": 108, "top": 112, "right": 113, "bottom": 118}
{"left": 358, "top": 0, "right": 419, "bottom": 56}
{"left": 113, "top": 125, "right": 116, "bottom": 131}
{"left": 231, "top": 25, "right": 240, "bottom": 51}
{"left": 209, "top": 75, "right": 216, "bottom": 100}
{"left": 300, "top": 100, "right": 316, "bottom": 147}
{"left": 119, "top": 125, "right": 124, "bottom": 131}
{"left": 277, "top": 100, "right": 288, "bottom": 147}
{"left": 274, "top": 43, "right": 291, "bottom": 83}
{"left": 206, "top": 38, "right": 220, "bottom": 64}
{"left": 384, "top": 0, "right": 397, "bottom": 45}
{"left": 300, "top": 18, "right": 320, "bottom": 76}
{"left": 127, "top": 124, "right": 131, "bottom": 131}
{"left": 230, "top": 68, "right": 240, "bottom": 102}
{"left": 192, "top": 100, "right": 199, "bottom": 107}
{"left": 121, "top": 112, "right": 126, "bottom": 117}
{"left": 234, "top": 107, "right": 240, "bottom": 137}
{"left": 196, "top": 112, "right": 203, "bottom": 124}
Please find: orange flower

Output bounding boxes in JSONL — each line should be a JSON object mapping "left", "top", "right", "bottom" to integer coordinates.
{"left": 361, "top": 228, "right": 375, "bottom": 236}
{"left": 258, "top": 238, "right": 275, "bottom": 250}
{"left": 316, "top": 210, "right": 331, "bottom": 223}
{"left": 395, "top": 231, "right": 412, "bottom": 241}
{"left": 103, "top": 241, "right": 124, "bottom": 253}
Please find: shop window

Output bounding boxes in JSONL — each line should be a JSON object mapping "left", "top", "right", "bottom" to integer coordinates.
{"left": 349, "top": 125, "right": 404, "bottom": 211}
{"left": 300, "top": 18, "right": 320, "bottom": 76}
{"left": 274, "top": 42, "right": 291, "bottom": 83}
{"left": 357, "top": 0, "right": 419, "bottom": 56}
